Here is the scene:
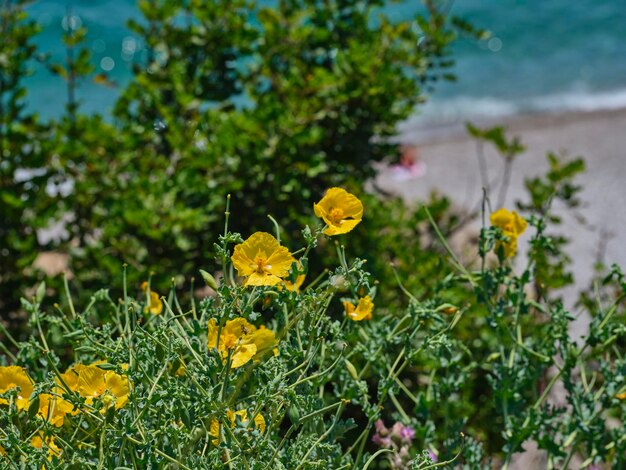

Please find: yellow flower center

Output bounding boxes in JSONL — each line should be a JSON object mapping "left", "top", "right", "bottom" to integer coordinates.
{"left": 102, "top": 394, "right": 115, "bottom": 407}
{"left": 328, "top": 207, "right": 345, "bottom": 224}
{"left": 251, "top": 255, "right": 271, "bottom": 275}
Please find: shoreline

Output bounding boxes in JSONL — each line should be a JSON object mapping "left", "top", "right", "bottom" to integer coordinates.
{"left": 398, "top": 105, "right": 626, "bottom": 146}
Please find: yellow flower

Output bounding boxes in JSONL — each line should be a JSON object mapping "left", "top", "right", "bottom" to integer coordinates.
{"left": 0, "top": 366, "right": 33, "bottom": 411}
{"left": 57, "top": 367, "right": 79, "bottom": 392}
{"left": 209, "top": 409, "right": 266, "bottom": 445}
{"left": 166, "top": 360, "right": 186, "bottom": 377}
{"left": 207, "top": 318, "right": 277, "bottom": 369}
{"left": 62, "top": 363, "right": 130, "bottom": 410}
{"left": 616, "top": 391, "right": 626, "bottom": 400}
{"left": 343, "top": 296, "right": 374, "bottom": 321}
{"left": 141, "top": 281, "right": 163, "bottom": 315}
{"left": 37, "top": 393, "right": 75, "bottom": 427}
{"left": 31, "top": 434, "right": 61, "bottom": 462}
{"left": 231, "top": 232, "right": 295, "bottom": 287}
{"left": 489, "top": 208, "right": 527, "bottom": 257}
{"left": 283, "top": 261, "right": 306, "bottom": 292}
{"left": 314, "top": 187, "right": 363, "bottom": 236}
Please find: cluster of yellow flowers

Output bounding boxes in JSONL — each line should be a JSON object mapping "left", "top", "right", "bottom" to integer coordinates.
{"left": 489, "top": 208, "right": 528, "bottom": 257}
{"left": 200, "top": 188, "right": 367, "bottom": 444}
{"left": 1, "top": 187, "right": 372, "bottom": 459}
{"left": 231, "top": 187, "right": 364, "bottom": 286}
{"left": 229, "top": 187, "right": 373, "bottom": 320}
{"left": 209, "top": 409, "right": 266, "bottom": 445}
{"left": 0, "top": 363, "right": 129, "bottom": 458}
{"left": 0, "top": 363, "right": 129, "bottom": 417}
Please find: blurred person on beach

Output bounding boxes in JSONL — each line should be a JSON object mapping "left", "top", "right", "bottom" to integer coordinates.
{"left": 389, "top": 144, "right": 427, "bottom": 181}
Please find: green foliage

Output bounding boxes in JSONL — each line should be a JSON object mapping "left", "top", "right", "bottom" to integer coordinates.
{"left": 0, "top": 0, "right": 54, "bottom": 314}
{"left": 0, "top": 0, "right": 467, "bottom": 313}
{"left": 3, "top": 1, "right": 625, "bottom": 467}
{"left": 2, "top": 191, "right": 626, "bottom": 468}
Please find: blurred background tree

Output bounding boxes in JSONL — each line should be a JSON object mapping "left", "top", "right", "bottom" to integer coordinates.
{"left": 0, "top": 0, "right": 55, "bottom": 315}
{"left": 2, "top": 0, "right": 469, "bottom": 307}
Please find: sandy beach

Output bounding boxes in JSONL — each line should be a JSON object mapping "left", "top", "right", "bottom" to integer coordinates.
{"left": 378, "top": 107, "right": 626, "bottom": 312}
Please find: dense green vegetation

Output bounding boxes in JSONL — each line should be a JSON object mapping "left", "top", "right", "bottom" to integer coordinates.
{"left": 2, "top": 1, "right": 625, "bottom": 468}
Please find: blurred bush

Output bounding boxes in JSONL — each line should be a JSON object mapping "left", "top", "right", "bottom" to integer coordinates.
{"left": 2, "top": 0, "right": 473, "bottom": 315}
{"left": 0, "top": 1, "right": 56, "bottom": 315}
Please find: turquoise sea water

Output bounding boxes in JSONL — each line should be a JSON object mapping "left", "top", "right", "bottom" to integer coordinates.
{"left": 23, "top": 0, "right": 626, "bottom": 123}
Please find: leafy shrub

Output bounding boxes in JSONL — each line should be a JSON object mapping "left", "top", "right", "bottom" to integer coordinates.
{"left": 2, "top": 189, "right": 626, "bottom": 468}
{"left": 0, "top": 1, "right": 54, "bottom": 315}
{"left": 1, "top": 0, "right": 475, "bottom": 318}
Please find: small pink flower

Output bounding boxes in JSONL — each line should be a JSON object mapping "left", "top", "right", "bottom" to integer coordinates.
{"left": 375, "top": 419, "right": 388, "bottom": 434}
{"left": 372, "top": 434, "right": 392, "bottom": 447}
{"left": 399, "top": 425, "right": 415, "bottom": 443}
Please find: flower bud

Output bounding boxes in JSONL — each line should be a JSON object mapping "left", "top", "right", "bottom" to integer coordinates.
{"left": 329, "top": 274, "right": 349, "bottom": 291}
{"left": 199, "top": 269, "right": 219, "bottom": 291}
{"left": 344, "top": 359, "right": 358, "bottom": 380}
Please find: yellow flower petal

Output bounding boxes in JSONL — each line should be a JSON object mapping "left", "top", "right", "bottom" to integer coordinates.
{"left": 232, "top": 232, "right": 295, "bottom": 286}
{"left": 37, "top": 393, "right": 74, "bottom": 427}
{"left": 31, "top": 434, "right": 61, "bottom": 461}
{"left": 344, "top": 296, "right": 374, "bottom": 321}
{"left": 490, "top": 208, "right": 527, "bottom": 257}
{"left": 209, "top": 409, "right": 266, "bottom": 445}
{"left": 245, "top": 326, "right": 278, "bottom": 362}
{"left": 265, "top": 249, "right": 297, "bottom": 278}
{"left": 231, "top": 343, "right": 258, "bottom": 368}
{"left": 57, "top": 368, "right": 80, "bottom": 392}
{"left": 145, "top": 291, "right": 163, "bottom": 315}
{"left": 323, "top": 218, "right": 361, "bottom": 236}
{"left": 490, "top": 208, "right": 527, "bottom": 236}
{"left": 63, "top": 363, "right": 129, "bottom": 410}
{"left": 207, "top": 318, "right": 219, "bottom": 349}
{"left": 253, "top": 412, "right": 266, "bottom": 433}
{"left": 223, "top": 318, "right": 257, "bottom": 337}
{"left": 209, "top": 418, "right": 221, "bottom": 446}
{"left": 284, "top": 274, "right": 306, "bottom": 292}
{"left": 244, "top": 272, "right": 283, "bottom": 287}
{"left": 0, "top": 366, "right": 34, "bottom": 411}
{"left": 207, "top": 318, "right": 277, "bottom": 369}
{"left": 104, "top": 370, "right": 130, "bottom": 410}
{"left": 512, "top": 212, "right": 527, "bottom": 235}
{"left": 141, "top": 282, "right": 163, "bottom": 315}
{"left": 282, "top": 261, "right": 306, "bottom": 292}
{"left": 314, "top": 188, "right": 363, "bottom": 236}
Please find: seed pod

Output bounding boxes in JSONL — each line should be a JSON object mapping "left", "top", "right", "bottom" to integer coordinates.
{"left": 36, "top": 281, "right": 46, "bottom": 303}
{"left": 199, "top": 269, "right": 218, "bottom": 291}
{"left": 344, "top": 359, "right": 358, "bottom": 380}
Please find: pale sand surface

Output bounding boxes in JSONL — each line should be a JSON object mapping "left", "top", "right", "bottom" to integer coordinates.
{"left": 378, "top": 107, "right": 626, "bottom": 314}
